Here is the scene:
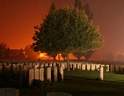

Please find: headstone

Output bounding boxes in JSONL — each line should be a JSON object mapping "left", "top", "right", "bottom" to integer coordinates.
{"left": 59, "top": 66, "right": 64, "bottom": 80}
{"left": 70, "top": 64, "right": 73, "bottom": 69}
{"left": 73, "top": 64, "right": 77, "bottom": 70}
{"left": 81, "top": 64, "right": 86, "bottom": 70}
{"left": 45, "top": 63, "right": 48, "bottom": 67}
{"left": 13, "top": 64, "right": 17, "bottom": 70}
{"left": 91, "top": 64, "right": 96, "bottom": 71}
{"left": 47, "top": 67, "right": 51, "bottom": 81}
{"left": 29, "top": 69, "right": 34, "bottom": 85}
{"left": 99, "top": 65, "right": 104, "bottom": 80}
{"left": 105, "top": 65, "right": 109, "bottom": 72}
{"left": 39, "top": 68, "right": 44, "bottom": 81}
{"left": 76, "top": 64, "right": 80, "bottom": 69}
{"left": 95, "top": 64, "right": 100, "bottom": 71}
{"left": 61, "top": 64, "right": 65, "bottom": 70}
{"left": 35, "top": 64, "right": 39, "bottom": 68}
{"left": 86, "top": 64, "right": 90, "bottom": 71}
{"left": 53, "top": 66, "right": 58, "bottom": 81}
{"left": 40, "top": 64, "right": 44, "bottom": 68}
{"left": 35, "top": 68, "right": 40, "bottom": 80}
{"left": 49, "top": 63, "right": 52, "bottom": 67}
{"left": 29, "top": 63, "right": 33, "bottom": 69}
{"left": 23, "top": 64, "right": 27, "bottom": 71}
{"left": 53, "top": 63, "right": 56, "bottom": 67}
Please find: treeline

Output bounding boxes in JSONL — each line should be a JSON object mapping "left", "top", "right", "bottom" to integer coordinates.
{"left": 0, "top": 42, "right": 39, "bottom": 62}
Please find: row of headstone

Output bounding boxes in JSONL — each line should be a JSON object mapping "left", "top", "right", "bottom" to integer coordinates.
{"left": 0, "top": 62, "right": 110, "bottom": 72}
{"left": 110, "top": 64, "right": 124, "bottom": 73}
{"left": 61, "top": 62, "right": 110, "bottom": 72}
{"left": 0, "top": 62, "right": 59, "bottom": 71}
{"left": 29, "top": 65, "right": 64, "bottom": 85}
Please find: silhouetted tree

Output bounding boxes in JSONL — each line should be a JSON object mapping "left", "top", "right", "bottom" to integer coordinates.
{"left": 32, "top": 2, "right": 103, "bottom": 61}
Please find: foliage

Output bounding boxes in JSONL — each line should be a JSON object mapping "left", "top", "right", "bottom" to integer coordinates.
{"left": 32, "top": 3, "right": 103, "bottom": 59}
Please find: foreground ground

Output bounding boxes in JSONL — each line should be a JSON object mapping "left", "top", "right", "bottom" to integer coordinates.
{"left": 20, "top": 70, "right": 124, "bottom": 96}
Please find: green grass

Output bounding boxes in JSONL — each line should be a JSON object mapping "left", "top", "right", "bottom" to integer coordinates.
{"left": 20, "top": 70, "right": 124, "bottom": 96}
{"left": 65, "top": 70, "right": 124, "bottom": 82}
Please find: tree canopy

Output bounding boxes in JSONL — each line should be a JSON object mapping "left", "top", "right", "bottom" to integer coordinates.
{"left": 32, "top": 3, "right": 103, "bottom": 60}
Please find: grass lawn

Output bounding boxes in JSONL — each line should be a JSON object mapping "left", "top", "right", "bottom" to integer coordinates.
{"left": 65, "top": 70, "right": 124, "bottom": 82}
{"left": 20, "top": 70, "right": 124, "bottom": 96}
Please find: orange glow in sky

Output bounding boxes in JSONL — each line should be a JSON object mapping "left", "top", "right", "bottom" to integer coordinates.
{"left": 1, "top": 0, "right": 124, "bottom": 60}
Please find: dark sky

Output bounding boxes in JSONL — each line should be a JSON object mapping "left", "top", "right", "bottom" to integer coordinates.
{"left": 0, "top": 0, "right": 124, "bottom": 59}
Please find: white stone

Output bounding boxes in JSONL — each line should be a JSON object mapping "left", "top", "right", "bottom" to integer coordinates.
{"left": 61, "top": 64, "right": 65, "bottom": 70}
{"left": 23, "top": 65, "right": 27, "bottom": 71}
{"left": 40, "top": 64, "right": 44, "bottom": 68}
{"left": 35, "top": 68, "right": 40, "bottom": 80}
{"left": 76, "top": 64, "right": 80, "bottom": 69}
{"left": 45, "top": 63, "right": 48, "bottom": 67}
{"left": 105, "top": 65, "right": 109, "bottom": 72}
{"left": 35, "top": 64, "right": 39, "bottom": 68}
{"left": 59, "top": 66, "right": 64, "bottom": 80}
{"left": 53, "top": 66, "right": 58, "bottom": 81}
{"left": 70, "top": 64, "right": 73, "bottom": 69}
{"left": 81, "top": 64, "right": 86, "bottom": 70}
{"left": 13, "top": 64, "right": 17, "bottom": 70}
{"left": 29, "top": 69, "right": 34, "bottom": 85}
{"left": 91, "top": 64, "right": 96, "bottom": 71}
{"left": 99, "top": 65, "right": 104, "bottom": 80}
{"left": 86, "top": 64, "right": 90, "bottom": 71}
{"left": 47, "top": 67, "right": 51, "bottom": 81}
{"left": 73, "top": 64, "right": 77, "bottom": 70}
{"left": 49, "top": 63, "right": 52, "bottom": 67}
{"left": 39, "top": 68, "right": 44, "bottom": 81}
{"left": 95, "top": 64, "right": 100, "bottom": 71}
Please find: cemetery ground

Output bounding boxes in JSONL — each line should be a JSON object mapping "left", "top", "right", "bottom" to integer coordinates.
{"left": 19, "top": 70, "right": 124, "bottom": 96}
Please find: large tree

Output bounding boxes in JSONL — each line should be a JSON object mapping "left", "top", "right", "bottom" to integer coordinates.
{"left": 32, "top": 2, "right": 103, "bottom": 60}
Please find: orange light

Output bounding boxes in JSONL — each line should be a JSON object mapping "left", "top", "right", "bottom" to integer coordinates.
{"left": 39, "top": 53, "right": 48, "bottom": 59}
{"left": 56, "top": 53, "right": 64, "bottom": 61}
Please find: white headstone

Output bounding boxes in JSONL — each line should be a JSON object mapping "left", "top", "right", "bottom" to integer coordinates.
{"left": 86, "top": 64, "right": 90, "bottom": 71}
{"left": 99, "top": 65, "right": 104, "bottom": 80}
{"left": 81, "top": 64, "right": 86, "bottom": 70}
{"left": 91, "top": 64, "right": 96, "bottom": 71}
{"left": 13, "top": 64, "right": 17, "bottom": 70}
{"left": 61, "top": 64, "right": 65, "bottom": 70}
{"left": 49, "top": 63, "right": 52, "bottom": 67}
{"left": 35, "top": 64, "right": 39, "bottom": 68}
{"left": 39, "top": 68, "right": 44, "bottom": 81}
{"left": 105, "top": 65, "right": 109, "bottom": 72}
{"left": 23, "top": 65, "right": 27, "bottom": 71}
{"left": 73, "top": 64, "right": 76, "bottom": 70}
{"left": 76, "top": 64, "right": 80, "bottom": 69}
{"left": 47, "top": 67, "right": 51, "bottom": 81}
{"left": 45, "top": 63, "right": 48, "bottom": 67}
{"left": 59, "top": 66, "right": 64, "bottom": 80}
{"left": 53, "top": 66, "right": 58, "bottom": 81}
{"left": 35, "top": 68, "right": 40, "bottom": 80}
{"left": 95, "top": 64, "right": 100, "bottom": 71}
{"left": 29, "top": 69, "right": 34, "bottom": 85}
